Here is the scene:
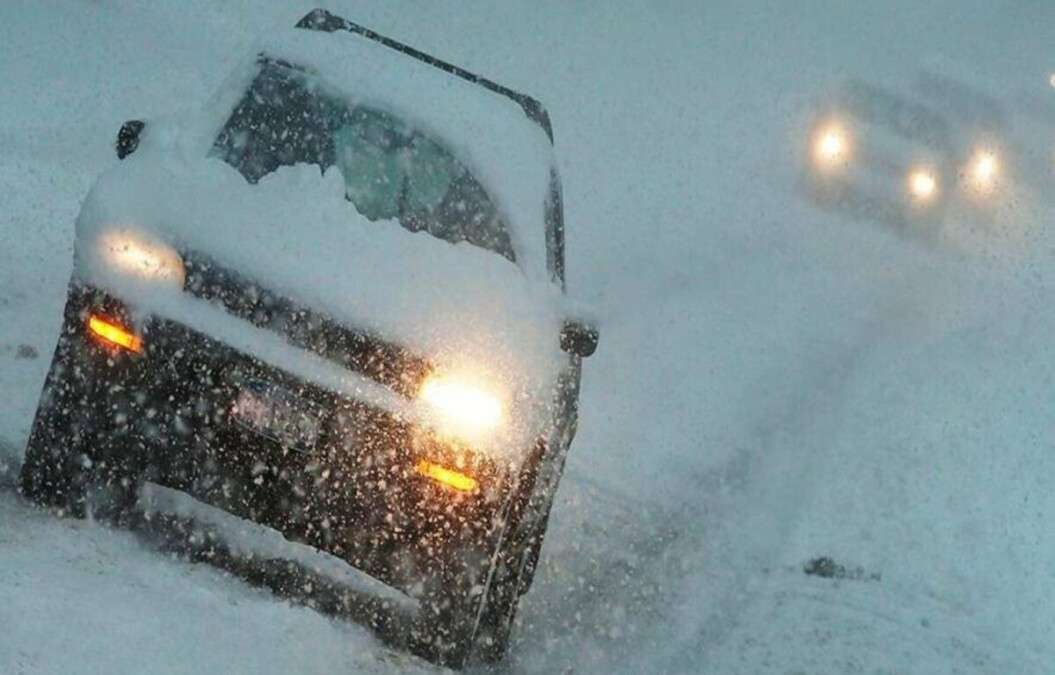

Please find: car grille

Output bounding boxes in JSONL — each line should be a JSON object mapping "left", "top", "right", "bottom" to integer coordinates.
{"left": 131, "top": 312, "right": 498, "bottom": 591}
{"left": 181, "top": 250, "right": 430, "bottom": 398}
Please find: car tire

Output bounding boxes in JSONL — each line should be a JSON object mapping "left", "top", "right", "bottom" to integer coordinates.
{"left": 20, "top": 325, "right": 140, "bottom": 521}
{"left": 20, "top": 334, "right": 99, "bottom": 516}
{"left": 436, "top": 447, "right": 555, "bottom": 667}
{"left": 425, "top": 516, "right": 546, "bottom": 668}
{"left": 470, "top": 537, "right": 531, "bottom": 664}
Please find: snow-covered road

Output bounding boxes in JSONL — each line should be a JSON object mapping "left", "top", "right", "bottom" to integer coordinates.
{"left": 4, "top": 1, "right": 1055, "bottom": 673}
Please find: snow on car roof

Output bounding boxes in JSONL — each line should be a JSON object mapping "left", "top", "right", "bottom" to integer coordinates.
{"left": 295, "top": 9, "right": 555, "bottom": 144}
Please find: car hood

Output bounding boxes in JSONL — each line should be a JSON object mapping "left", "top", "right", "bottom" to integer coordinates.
{"left": 74, "top": 153, "right": 569, "bottom": 453}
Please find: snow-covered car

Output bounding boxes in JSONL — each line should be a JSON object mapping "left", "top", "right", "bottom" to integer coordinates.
{"left": 805, "top": 74, "right": 1021, "bottom": 242}
{"left": 19, "top": 8, "right": 597, "bottom": 667}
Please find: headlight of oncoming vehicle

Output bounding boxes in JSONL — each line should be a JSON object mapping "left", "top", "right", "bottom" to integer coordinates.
{"left": 811, "top": 121, "right": 851, "bottom": 173}
{"left": 418, "top": 373, "right": 504, "bottom": 440}
{"left": 966, "top": 149, "right": 999, "bottom": 195}
{"left": 99, "top": 230, "right": 185, "bottom": 286}
{"left": 907, "top": 167, "right": 939, "bottom": 202}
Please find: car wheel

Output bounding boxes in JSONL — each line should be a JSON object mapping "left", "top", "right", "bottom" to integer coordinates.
{"left": 424, "top": 520, "right": 543, "bottom": 668}
{"left": 20, "top": 329, "right": 141, "bottom": 521}
{"left": 470, "top": 535, "right": 533, "bottom": 664}
{"left": 20, "top": 338, "right": 99, "bottom": 516}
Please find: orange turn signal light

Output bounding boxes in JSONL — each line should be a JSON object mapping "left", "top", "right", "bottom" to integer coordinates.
{"left": 88, "top": 315, "right": 142, "bottom": 353}
{"left": 414, "top": 459, "right": 478, "bottom": 493}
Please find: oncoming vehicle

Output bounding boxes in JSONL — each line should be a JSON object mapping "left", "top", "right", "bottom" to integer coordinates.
{"left": 803, "top": 72, "right": 1030, "bottom": 245}
{"left": 19, "top": 9, "right": 597, "bottom": 667}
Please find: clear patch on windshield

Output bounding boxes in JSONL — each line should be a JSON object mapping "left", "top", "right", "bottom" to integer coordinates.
{"left": 211, "top": 59, "right": 516, "bottom": 263}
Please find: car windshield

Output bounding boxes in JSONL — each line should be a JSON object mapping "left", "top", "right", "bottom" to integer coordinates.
{"left": 211, "top": 59, "right": 516, "bottom": 263}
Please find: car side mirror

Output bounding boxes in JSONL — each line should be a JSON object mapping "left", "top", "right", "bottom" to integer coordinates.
{"left": 116, "top": 120, "right": 145, "bottom": 160}
{"left": 560, "top": 319, "right": 599, "bottom": 358}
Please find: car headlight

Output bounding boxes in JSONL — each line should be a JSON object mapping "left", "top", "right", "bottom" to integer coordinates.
{"left": 967, "top": 149, "right": 999, "bottom": 194}
{"left": 418, "top": 373, "right": 503, "bottom": 439}
{"left": 99, "top": 230, "right": 185, "bottom": 286}
{"left": 907, "top": 167, "right": 939, "bottom": 202}
{"left": 812, "top": 121, "right": 851, "bottom": 172}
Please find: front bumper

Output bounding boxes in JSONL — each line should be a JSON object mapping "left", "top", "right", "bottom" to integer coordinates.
{"left": 59, "top": 284, "right": 522, "bottom": 597}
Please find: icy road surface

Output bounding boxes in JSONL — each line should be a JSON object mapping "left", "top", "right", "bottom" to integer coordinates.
{"left": 3, "top": 1, "right": 1055, "bottom": 673}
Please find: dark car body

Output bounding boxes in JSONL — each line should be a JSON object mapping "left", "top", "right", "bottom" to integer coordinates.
{"left": 19, "top": 9, "right": 596, "bottom": 667}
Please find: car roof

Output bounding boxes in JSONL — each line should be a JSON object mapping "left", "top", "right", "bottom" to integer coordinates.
{"left": 295, "top": 9, "right": 554, "bottom": 143}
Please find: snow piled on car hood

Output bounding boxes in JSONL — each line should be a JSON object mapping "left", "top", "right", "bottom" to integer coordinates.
{"left": 74, "top": 154, "right": 568, "bottom": 455}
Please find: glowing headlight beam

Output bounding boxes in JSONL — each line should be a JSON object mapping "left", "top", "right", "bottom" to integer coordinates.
{"left": 968, "top": 150, "right": 999, "bottom": 191}
{"left": 812, "top": 123, "right": 850, "bottom": 171}
{"left": 418, "top": 374, "right": 503, "bottom": 436}
{"left": 908, "top": 168, "right": 938, "bottom": 202}
{"left": 818, "top": 131, "right": 845, "bottom": 161}
{"left": 99, "top": 231, "right": 186, "bottom": 286}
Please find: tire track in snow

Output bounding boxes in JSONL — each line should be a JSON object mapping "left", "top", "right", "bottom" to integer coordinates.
{"left": 508, "top": 290, "right": 910, "bottom": 672}
{"left": 655, "top": 300, "right": 923, "bottom": 673}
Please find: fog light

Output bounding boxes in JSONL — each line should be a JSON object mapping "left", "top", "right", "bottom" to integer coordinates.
{"left": 415, "top": 459, "right": 478, "bottom": 493}
{"left": 88, "top": 315, "right": 142, "bottom": 353}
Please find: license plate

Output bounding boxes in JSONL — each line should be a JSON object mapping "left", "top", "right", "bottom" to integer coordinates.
{"left": 231, "top": 379, "right": 321, "bottom": 452}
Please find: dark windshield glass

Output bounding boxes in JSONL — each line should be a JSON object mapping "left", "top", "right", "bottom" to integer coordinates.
{"left": 211, "top": 59, "right": 516, "bottom": 262}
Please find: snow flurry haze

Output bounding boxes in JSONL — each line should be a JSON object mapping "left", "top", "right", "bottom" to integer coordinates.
{"left": 2, "top": 1, "right": 1055, "bottom": 673}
